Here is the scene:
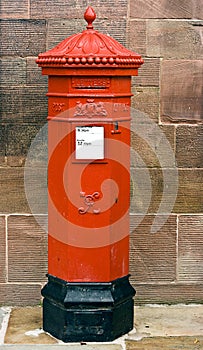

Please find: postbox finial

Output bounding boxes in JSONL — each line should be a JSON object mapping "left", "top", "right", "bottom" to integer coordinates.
{"left": 84, "top": 6, "right": 96, "bottom": 29}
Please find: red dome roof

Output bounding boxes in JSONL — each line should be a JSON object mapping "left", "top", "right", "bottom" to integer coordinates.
{"left": 36, "top": 7, "right": 143, "bottom": 68}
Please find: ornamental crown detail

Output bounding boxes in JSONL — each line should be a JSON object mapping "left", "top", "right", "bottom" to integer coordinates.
{"left": 36, "top": 7, "right": 143, "bottom": 68}
{"left": 74, "top": 99, "right": 108, "bottom": 118}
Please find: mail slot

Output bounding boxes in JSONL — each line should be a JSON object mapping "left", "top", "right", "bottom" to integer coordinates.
{"left": 36, "top": 6, "right": 143, "bottom": 343}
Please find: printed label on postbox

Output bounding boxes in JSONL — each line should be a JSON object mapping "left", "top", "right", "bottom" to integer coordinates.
{"left": 75, "top": 126, "right": 104, "bottom": 160}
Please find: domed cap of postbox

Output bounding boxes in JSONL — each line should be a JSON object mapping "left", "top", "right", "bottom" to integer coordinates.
{"left": 36, "top": 7, "right": 143, "bottom": 69}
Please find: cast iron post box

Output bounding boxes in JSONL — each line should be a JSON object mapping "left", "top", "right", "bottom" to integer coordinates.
{"left": 36, "top": 7, "right": 143, "bottom": 342}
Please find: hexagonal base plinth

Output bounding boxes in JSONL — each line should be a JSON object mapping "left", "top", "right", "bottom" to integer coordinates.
{"left": 42, "top": 274, "right": 135, "bottom": 342}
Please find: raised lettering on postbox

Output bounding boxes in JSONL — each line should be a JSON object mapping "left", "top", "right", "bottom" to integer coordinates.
{"left": 72, "top": 77, "right": 110, "bottom": 89}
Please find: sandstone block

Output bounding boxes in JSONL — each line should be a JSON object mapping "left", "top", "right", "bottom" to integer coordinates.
{"left": 0, "top": 124, "right": 6, "bottom": 160}
{"left": 0, "top": 216, "right": 6, "bottom": 283}
{"left": 0, "top": 58, "right": 26, "bottom": 86}
{"left": 6, "top": 124, "right": 41, "bottom": 166}
{"left": 134, "top": 283, "right": 203, "bottom": 304}
{"left": 0, "top": 0, "right": 28, "bottom": 19}
{"left": 0, "top": 19, "right": 46, "bottom": 56}
{"left": 131, "top": 87, "right": 159, "bottom": 122}
{"left": 0, "top": 86, "right": 47, "bottom": 123}
{"left": 176, "top": 125, "right": 203, "bottom": 167}
{"left": 132, "top": 58, "right": 160, "bottom": 87}
{"left": 26, "top": 57, "right": 48, "bottom": 86}
{"left": 131, "top": 125, "right": 175, "bottom": 168}
{"left": 147, "top": 20, "right": 203, "bottom": 59}
{"left": 0, "top": 167, "right": 29, "bottom": 213}
{"left": 130, "top": 215, "right": 177, "bottom": 283}
{"left": 178, "top": 215, "right": 203, "bottom": 283}
{"left": 161, "top": 60, "right": 203, "bottom": 123}
{"left": 129, "top": 0, "right": 202, "bottom": 19}
{"left": 174, "top": 169, "right": 203, "bottom": 213}
{"left": 127, "top": 20, "right": 146, "bottom": 56}
{"left": 30, "top": 0, "right": 127, "bottom": 20}
{"left": 8, "top": 215, "right": 47, "bottom": 282}
{"left": 130, "top": 169, "right": 203, "bottom": 214}
{"left": 0, "top": 283, "right": 42, "bottom": 306}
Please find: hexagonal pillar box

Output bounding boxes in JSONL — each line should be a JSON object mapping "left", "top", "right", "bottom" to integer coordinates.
{"left": 36, "top": 7, "right": 143, "bottom": 342}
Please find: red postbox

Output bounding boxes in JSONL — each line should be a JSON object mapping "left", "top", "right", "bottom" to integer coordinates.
{"left": 36, "top": 7, "right": 143, "bottom": 342}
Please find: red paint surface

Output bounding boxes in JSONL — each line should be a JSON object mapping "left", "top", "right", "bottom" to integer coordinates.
{"left": 48, "top": 235, "right": 129, "bottom": 282}
{"left": 36, "top": 6, "right": 143, "bottom": 283}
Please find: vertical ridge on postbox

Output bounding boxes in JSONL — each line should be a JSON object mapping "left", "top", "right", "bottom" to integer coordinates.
{"left": 36, "top": 6, "right": 143, "bottom": 343}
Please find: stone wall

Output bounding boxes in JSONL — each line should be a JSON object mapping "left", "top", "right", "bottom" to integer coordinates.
{"left": 128, "top": 0, "right": 203, "bottom": 303}
{"left": 0, "top": 0, "right": 202, "bottom": 305}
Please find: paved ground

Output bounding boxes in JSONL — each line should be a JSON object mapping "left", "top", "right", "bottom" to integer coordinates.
{"left": 0, "top": 305, "right": 203, "bottom": 349}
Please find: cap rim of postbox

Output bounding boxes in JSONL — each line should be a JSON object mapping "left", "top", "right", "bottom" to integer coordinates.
{"left": 36, "top": 6, "right": 144, "bottom": 70}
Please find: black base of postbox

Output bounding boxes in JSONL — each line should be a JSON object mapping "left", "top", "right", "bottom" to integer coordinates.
{"left": 41, "top": 274, "right": 135, "bottom": 342}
